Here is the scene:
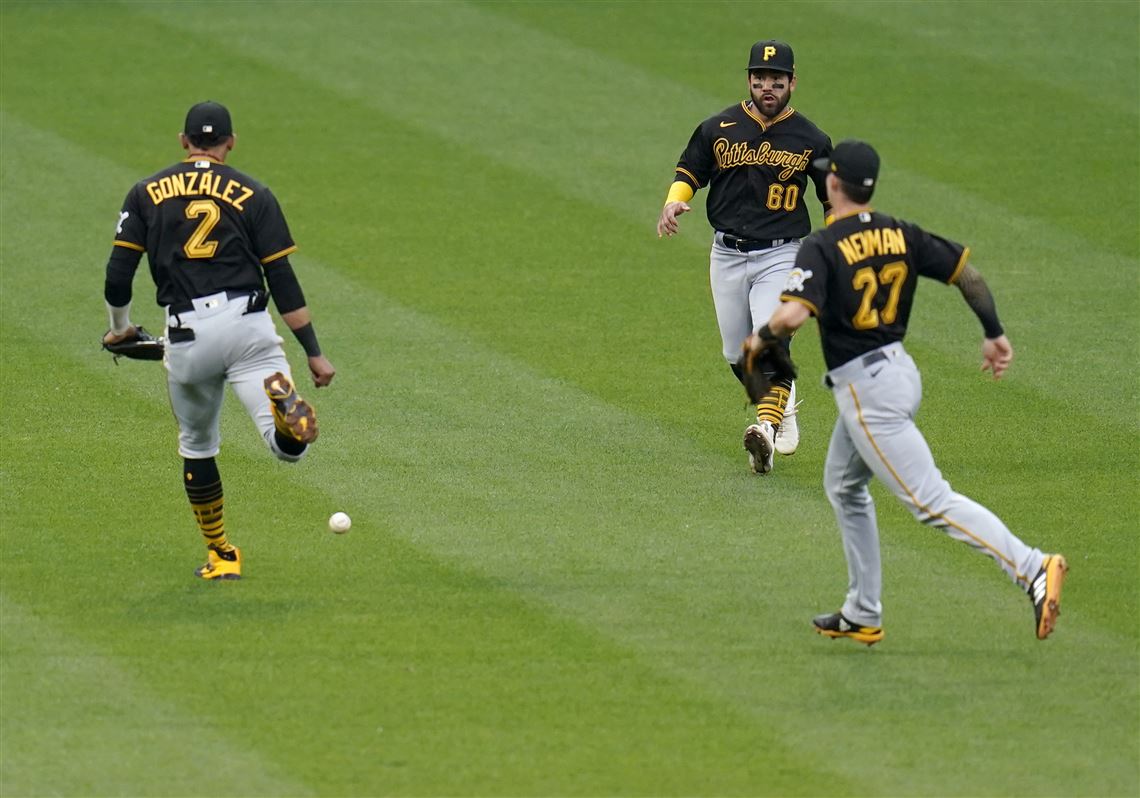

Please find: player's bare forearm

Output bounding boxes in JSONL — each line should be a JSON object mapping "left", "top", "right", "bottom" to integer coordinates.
{"left": 767, "top": 301, "right": 810, "bottom": 337}
{"left": 744, "top": 301, "right": 810, "bottom": 353}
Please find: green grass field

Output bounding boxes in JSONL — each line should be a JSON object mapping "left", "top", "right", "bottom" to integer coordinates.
{"left": 2, "top": 1, "right": 1137, "bottom": 795}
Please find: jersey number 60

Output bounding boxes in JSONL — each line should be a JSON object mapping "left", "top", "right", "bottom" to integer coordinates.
{"left": 765, "top": 183, "right": 799, "bottom": 212}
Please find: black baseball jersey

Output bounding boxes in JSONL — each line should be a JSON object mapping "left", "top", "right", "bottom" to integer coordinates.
{"left": 781, "top": 209, "right": 970, "bottom": 370}
{"left": 112, "top": 155, "right": 296, "bottom": 307}
{"left": 673, "top": 103, "right": 832, "bottom": 239}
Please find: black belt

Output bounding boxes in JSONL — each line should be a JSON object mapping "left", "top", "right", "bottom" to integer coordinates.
{"left": 168, "top": 289, "right": 267, "bottom": 316}
{"left": 825, "top": 350, "right": 889, "bottom": 388}
{"left": 722, "top": 234, "right": 796, "bottom": 252}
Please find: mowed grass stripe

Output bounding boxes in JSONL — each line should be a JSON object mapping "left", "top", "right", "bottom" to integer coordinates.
{"left": 4, "top": 110, "right": 1136, "bottom": 794}
{"left": 0, "top": 114, "right": 857, "bottom": 794}
{"left": 0, "top": 597, "right": 313, "bottom": 798}
{"left": 3, "top": 3, "right": 1138, "bottom": 793}
{"left": 0, "top": 367, "right": 844, "bottom": 797}
{"left": 125, "top": 0, "right": 1138, "bottom": 416}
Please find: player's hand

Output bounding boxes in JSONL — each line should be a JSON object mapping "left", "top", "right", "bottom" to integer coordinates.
{"left": 981, "top": 335, "right": 1013, "bottom": 380}
{"left": 308, "top": 355, "right": 336, "bottom": 387}
{"left": 102, "top": 325, "right": 138, "bottom": 346}
{"left": 657, "top": 201, "right": 691, "bottom": 238}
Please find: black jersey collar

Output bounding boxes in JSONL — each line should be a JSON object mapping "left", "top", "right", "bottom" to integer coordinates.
{"left": 825, "top": 207, "right": 875, "bottom": 227}
{"left": 741, "top": 102, "right": 795, "bottom": 131}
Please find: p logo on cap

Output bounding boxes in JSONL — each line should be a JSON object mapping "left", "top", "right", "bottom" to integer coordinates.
{"left": 748, "top": 39, "right": 795, "bottom": 75}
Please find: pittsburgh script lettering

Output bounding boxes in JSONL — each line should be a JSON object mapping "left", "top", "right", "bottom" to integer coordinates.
{"left": 713, "top": 139, "right": 812, "bottom": 181}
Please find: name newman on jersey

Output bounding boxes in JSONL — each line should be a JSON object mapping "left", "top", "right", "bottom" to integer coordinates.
{"left": 144, "top": 170, "right": 255, "bottom": 210}
{"left": 713, "top": 139, "right": 814, "bottom": 180}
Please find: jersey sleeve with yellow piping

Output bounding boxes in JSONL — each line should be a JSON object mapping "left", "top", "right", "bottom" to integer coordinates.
{"left": 672, "top": 113, "right": 725, "bottom": 193}
{"left": 946, "top": 247, "right": 971, "bottom": 285}
{"left": 809, "top": 134, "right": 834, "bottom": 213}
{"left": 112, "top": 185, "right": 148, "bottom": 253}
{"left": 904, "top": 219, "right": 970, "bottom": 285}
{"left": 778, "top": 235, "right": 828, "bottom": 316}
{"left": 261, "top": 245, "right": 298, "bottom": 265}
{"left": 249, "top": 187, "right": 297, "bottom": 266}
{"left": 779, "top": 293, "right": 820, "bottom": 317}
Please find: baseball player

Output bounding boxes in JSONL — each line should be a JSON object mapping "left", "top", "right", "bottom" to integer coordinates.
{"left": 745, "top": 139, "right": 1068, "bottom": 643}
{"left": 657, "top": 39, "right": 832, "bottom": 475}
{"left": 101, "top": 101, "right": 336, "bottom": 580}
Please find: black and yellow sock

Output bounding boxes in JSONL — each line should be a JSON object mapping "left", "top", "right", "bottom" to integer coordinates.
{"left": 756, "top": 377, "right": 794, "bottom": 429}
{"left": 183, "top": 457, "right": 233, "bottom": 553}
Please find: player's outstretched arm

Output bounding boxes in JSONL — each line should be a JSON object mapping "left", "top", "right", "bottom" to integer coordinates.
{"left": 657, "top": 180, "right": 696, "bottom": 238}
{"left": 657, "top": 201, "right": 691, "bottom": 237}
{"left": 281, "top": 307, "right": 336, "bottom": 388}
{"left": 953, "top": 263, "right": 1011, "bottom": 380}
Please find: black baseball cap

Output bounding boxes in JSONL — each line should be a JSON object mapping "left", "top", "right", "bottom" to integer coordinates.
{"left": 813, "top": 139, "right": 880, "bottom": 188}
{"left": 183, "top": 101, "right": 232, "bottom": 138}
{"left": 747, "top": 40, "right": 794, "bottom": 74}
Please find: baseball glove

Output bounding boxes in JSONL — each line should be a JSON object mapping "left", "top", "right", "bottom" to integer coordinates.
{"left": 739, "top": 325, "right": 797, "bottom": 404}
{"left": 102, "top": 326, "right": 165, "bottom": 363}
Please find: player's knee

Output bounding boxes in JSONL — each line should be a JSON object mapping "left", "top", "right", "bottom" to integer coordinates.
{"left": 824, "top": 472, "right": 871, "bottom": 508}
{"left": 178, "top": 434, "right": 220, "bottom": 460}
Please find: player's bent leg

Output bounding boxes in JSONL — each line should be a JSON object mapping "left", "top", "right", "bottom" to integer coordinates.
{"left": 709, "top": 248, "right": 754, "bottom": 364}
{"left": 824, "top": 418, "right": 883, "bottom": 626}
{"left": 844, "top": 375, "right": 1047, "bottom": 595}
{"left": 774, "top": 380, "right": 800, "bottom": 455}
{"left": 743, "top": 421, "right": 775, "bottom": 475}
{"left": 755, "top": 377, "right": 791, "bottom": 435}
{"left": 264, "top": 371, "right": 318, "bottom": 444}
{"left": 1029, "top": 554, "right": 1068, "bottom": 640}
{"left": 169, "top": 376, "right": 225, "bottom": 461}
{"left": 232, "top": 369, "right": 314, "bottom": 462}
{"left": 227, "top": 316, "right": 316, "bottom": 461}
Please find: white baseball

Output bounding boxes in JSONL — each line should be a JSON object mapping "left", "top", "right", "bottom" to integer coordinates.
{"left": 328, "top": 512, "right": 352, "bottom": 534}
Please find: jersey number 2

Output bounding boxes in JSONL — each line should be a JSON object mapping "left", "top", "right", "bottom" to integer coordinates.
{"left": 183, "top": 199, "right": 221, "bottom": 259}
{"left": 852, "top": 260, "right": 908, "bottom": 329}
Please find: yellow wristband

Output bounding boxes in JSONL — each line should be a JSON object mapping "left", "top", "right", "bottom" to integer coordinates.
{"left": 665, "top": 180, "right": 695, "bottom": 205}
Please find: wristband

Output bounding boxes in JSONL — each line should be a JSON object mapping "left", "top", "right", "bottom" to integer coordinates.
{"left": 665, "top": 181, "right": 695, "bottom": 205}
{"left": 106, "top": 300, "right": 132, "bottom": 335}
{"left": 291, "top": 322, "right": 322, "bottom": 357}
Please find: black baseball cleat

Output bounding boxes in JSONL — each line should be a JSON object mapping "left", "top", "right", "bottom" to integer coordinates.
{"left": 1029, "top": 554, "right": 1068, "bottom": 640}
{"left": 812, "top": 611, "right": 884, "bottom": 646}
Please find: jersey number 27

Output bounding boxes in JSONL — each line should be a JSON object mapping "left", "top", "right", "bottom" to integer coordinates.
{"left": 851, "top": 260, "right": 908, "bottom": 330}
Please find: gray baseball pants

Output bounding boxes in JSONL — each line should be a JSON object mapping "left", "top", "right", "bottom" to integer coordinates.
{"left": 164, "top": 290, "right": 302, "bottom": 463}
{"left": 822, "top": 342, "right": 1045, "bottom": 626}
{"left": 709, "top": 234, "right": 800, "bottom": 362}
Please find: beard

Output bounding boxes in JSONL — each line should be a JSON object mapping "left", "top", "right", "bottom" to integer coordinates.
{"left": 750, "top": 86, "right": 790, "bottom": 119}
